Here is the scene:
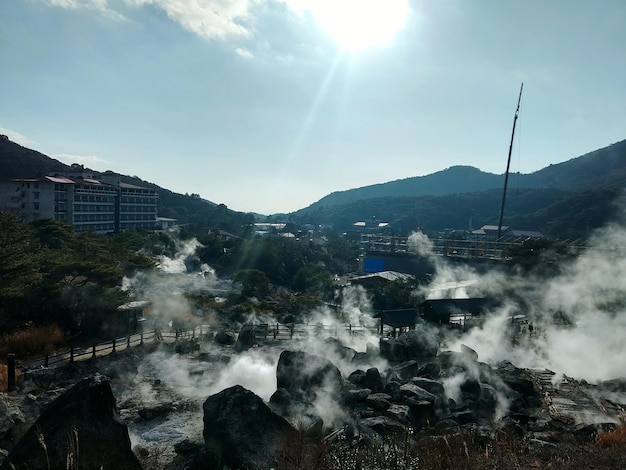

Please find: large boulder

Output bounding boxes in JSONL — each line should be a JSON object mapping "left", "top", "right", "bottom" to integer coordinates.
{"left": 276, "top": 350, "right": 343, "bottom": 402}
{"left": 202, "top": 385, "right": 294, "bottom": 469}
{"left": 234, "top": 324, "right": 257, "bottom": 352}
{"left": 0, "top": 375, "right": 141, "bottom": 470}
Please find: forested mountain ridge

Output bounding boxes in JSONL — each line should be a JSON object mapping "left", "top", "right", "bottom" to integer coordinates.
{"left": 297, "top": 139, "right": 626, "bottom": 213}
{"left": 289, "top": 139, "right": 626, "bottom": 239}
{"left": 2, "top": 135, "right": 626, "bottom": 239}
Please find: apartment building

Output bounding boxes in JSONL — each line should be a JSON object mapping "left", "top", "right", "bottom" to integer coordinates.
{"left": 0, "top": 173, "right": 157, "bottom": 234}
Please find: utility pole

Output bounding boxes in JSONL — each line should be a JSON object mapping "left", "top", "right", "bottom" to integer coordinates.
{"left": 497, "top": 83, "right": 524, "bottom": 240}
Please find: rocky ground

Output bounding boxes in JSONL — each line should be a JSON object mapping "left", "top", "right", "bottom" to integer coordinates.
{"left": 1, "top": 325, "right": 626, "bottom": 469}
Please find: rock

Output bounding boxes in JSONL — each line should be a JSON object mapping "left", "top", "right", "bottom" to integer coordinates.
{"left": 342, "top": 388, "right": 371, "bottom": 405}
{"left": 386, "top": 404, "right": 411, "bottom": 424}
{"left": 269, "top": 388, "right": 291, "bottom": 407}
{"left": 351, "top": 352, "right": 370, "bottom": 365}
{"left": 234, "top": 324, "right": 257, "bottom": 352}
{"left": 276, "top": 350, "right": 343, "bottom": 402}
{"left": 399, "top": 383, "right": 436, "bottom": 403}
{"left": 202, "top": 385, "right": 294, "bottom": 470}
{"left": 366, "top": 393, "right": 392, "bottom": 411}
{"left": 460, "top": 344, "right": 479, "bottom": 361}
{"left": 213, "top": 330, "right": 236, "bottom": 346}
{"left": 407, "top": 398, "right": 436, "bottom": 426}
{"left": 0, "top": 375, "right": 141, "bottom": 470}
{"left": 364, "top": 368, "right": 384, "bottom": 393}
{"left": 359, "top": 416, "right": 406, "bottom": 436}
{"left": 174, "top": 438, "right": 203, "bottom": 455}
{"left": 410, "top": 377, "right": 445, "bottom": 396}
{"left": 347, "top": 369, "right": 366, "bottom": 386}
{"left": 0, "top": 396, "right": 14, "bottom": 439}
{"left": 324, "top": 337, "right": 356, "bottom": 361}
{"left": 387, "top": 360, "right": 420, "bottom": 381}
{"left": 384, "top": 381, "right": 403, "bottom": 402}
{"left": 495, "top": 361, "right": 541, "bottom": 408}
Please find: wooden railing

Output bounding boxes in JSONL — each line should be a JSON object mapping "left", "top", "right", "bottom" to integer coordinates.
{"left": 6, "top": 322, "right": 379, "bottom": 390}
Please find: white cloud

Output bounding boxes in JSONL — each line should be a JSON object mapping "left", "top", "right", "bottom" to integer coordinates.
{"left": 126, "top": 0, "right": 261, "bottom": 40}
{"left": 53, "top": 153, "right": 111, "bottom": 169}
{"left": 235, "top": 46, "right": 253, "bottom": 58}
{"left": 40, "top": 0, "right": 127, "bottom": 21}
{"left": 0, "top": 128, "right": 39, "bottom": 148}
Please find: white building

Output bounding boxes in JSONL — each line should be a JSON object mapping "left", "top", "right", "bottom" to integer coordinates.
{"left": 0, "top": 173, "right": 157, "bottom": 234}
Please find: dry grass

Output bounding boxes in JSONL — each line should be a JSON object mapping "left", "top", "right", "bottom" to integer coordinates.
{"left": 273, "top": 426, "right": 626, "bottom": 470}
{"left": 597, "top": 424, "right": 626, "bottom": 449}
{"left": 0, "top": 363, "right": 22, "bottom": 392}
{"left": 0, "top": 324, "right": 65, "bottom": 359}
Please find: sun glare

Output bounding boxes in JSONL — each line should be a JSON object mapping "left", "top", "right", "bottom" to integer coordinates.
{"left": 307, "top": 0, "right": 409, "bottom": 51}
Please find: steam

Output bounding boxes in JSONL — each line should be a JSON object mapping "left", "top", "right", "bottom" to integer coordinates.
{"left": 409, "top": 215, "right": 626, "bottom": 384}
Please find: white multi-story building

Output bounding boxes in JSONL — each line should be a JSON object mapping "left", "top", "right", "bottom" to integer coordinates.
{"left": 0, "top": 173, "right": 157, "bottom": 234}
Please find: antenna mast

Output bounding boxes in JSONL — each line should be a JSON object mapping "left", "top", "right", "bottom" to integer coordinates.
{"left": 497, "top": 83, "right": 523, "bottom": 239}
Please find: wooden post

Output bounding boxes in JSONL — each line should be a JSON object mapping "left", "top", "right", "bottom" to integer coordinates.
{"left": 7, "top": 354, "right": 16, "bottom": 392}
{"left": 70, "top": 347, "right": 74, "bottom": 364}
{"left": 44, "top": 355, "right": 49, "bottom": 367}
{"left": 127, "top": 336, "right": 131, "bottom": 348}
{"left": 140, "top": 330, "right": 144, "bottom": 346}
{"left": 92, "top": 344, "right": 96, "bottom": 359}
{"left": 112, "top": 338, "right": 116, "bottom": 354}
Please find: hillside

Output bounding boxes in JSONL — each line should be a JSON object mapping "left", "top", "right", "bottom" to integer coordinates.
{"left": 0, "top": 137, "right": 253, "bottom": 234}
{"left": 298, "top": 139, "right": 626, "bottom": 212}
{"left": 0, "top": 135, "right": 71, "bottom": 176}
{"left": 2, "top": 135, "right": 625, "bottom": 240}
{"left": 291, "top": 139, "right": 626, "bottom": 238}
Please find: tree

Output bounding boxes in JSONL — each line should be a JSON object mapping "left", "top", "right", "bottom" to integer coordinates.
{"left": 0, "top": 212, "right": 42, "bottom": 326}
{"left": 233, "top": 269, "right": 270, "bottom": 298}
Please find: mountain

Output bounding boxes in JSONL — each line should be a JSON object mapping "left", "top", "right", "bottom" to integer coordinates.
{"left": 0, "top": 137, "right": 254, "bottom": 234}
{"left": 3, "top": 134, "right": 625, "bottom": 240}
{"left": 292, "top": 139, "right": 626, "bottom": 239}
{"left": 0, "top": 135, "right": 71, "bottom": 176}
{"left": 299, "top": 139, "right": 626, "bottom": 212}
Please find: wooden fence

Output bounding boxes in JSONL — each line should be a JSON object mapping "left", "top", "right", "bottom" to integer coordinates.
{"left": 6, "top": 322, "right": 379, "bottom": 391}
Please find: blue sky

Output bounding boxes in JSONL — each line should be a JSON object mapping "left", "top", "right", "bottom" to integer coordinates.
{"left": 1, "top": 0, "right": 625, "bottom": 214}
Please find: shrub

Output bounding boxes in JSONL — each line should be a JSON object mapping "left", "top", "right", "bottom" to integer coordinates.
{"left": 0, "top": 324, "right": 65, "bottom": 359}
{"left": 597, "top": 425, "right": 626, "bottom": 449}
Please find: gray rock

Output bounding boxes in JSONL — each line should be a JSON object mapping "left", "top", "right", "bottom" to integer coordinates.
{"left": 0, "top": 375, "right": 141, "bottom": 470}
{"left": 399, "top": 383, "right": 436, "bottom": 403}
{"left": 202, "top": 385, "right": 294, "bottom": 469}
{"left": 366, "top": 393, "right": 392, "bottom": 411}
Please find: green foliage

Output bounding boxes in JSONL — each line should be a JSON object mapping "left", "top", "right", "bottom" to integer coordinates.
{"left": 292, "top": 265, "right": 334, "bottom": 299}
{"left": 368, "top": 279, "right": 418, "bottom": 311}
{"left": 506, "top": 238, "right": 576, "bottom": 275}
{"left": 233, "top": 269, "right": 270, "bottom": 298}
{"left": 0, "top": 213, "right": 155, "bottom": 334}
{"left": 0, "top": 212, "right": 42, "bottom": 303}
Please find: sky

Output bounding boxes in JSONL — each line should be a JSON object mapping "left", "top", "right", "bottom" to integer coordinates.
{"left": 1, "top": 0, "right": 625, "bottom": 215}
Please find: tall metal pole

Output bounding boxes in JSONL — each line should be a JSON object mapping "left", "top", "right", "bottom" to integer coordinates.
{"left": 497, "top": 83, "right": 524, "bottom": 239}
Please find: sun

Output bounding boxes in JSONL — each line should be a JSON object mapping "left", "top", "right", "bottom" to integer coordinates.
{"left": 306, "top": 0, "right": 409, "bottom": 51}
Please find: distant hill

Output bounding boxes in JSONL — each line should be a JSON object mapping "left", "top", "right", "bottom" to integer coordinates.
{"left": 292, "top": 139, "right": 626, "bottom": 239}
{"left": 0, "top": 137, "right": 253, "bottom": 234}
{"left": 299, "top": 139, "right": 626, "bottom": 212}
{"left": 0, "top": 135, "right": 71, "bottom": 176}
{"left": 3, "top": 134, "right": 625, "bottom": 240}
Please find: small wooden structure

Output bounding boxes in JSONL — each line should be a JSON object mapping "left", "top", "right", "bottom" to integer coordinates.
{"left": 373, "top": 308, "right": 419, "bottom": 337}
{"left": 419, "top": 298, "right": 501, "bottom": 325}
{"left": 109, "top": 300, "right": 152, "bottom": 336}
